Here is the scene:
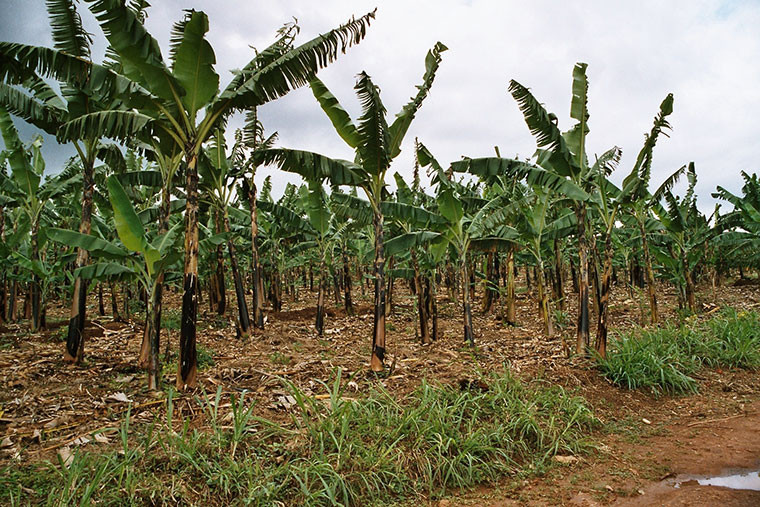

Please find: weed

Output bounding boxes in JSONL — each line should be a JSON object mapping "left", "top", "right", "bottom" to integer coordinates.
{"left": 597, "top": 308, "right": 760, "bottom": 395}
{"left": 1, "top": 369, "right": 599, "bottom": 506}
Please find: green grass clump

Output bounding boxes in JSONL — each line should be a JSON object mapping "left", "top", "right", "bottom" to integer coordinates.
{"left": 598, "top": 308, "right": 760, "bottom": 395}
{"left": 1, "top": 370, "right": 598, "bottom": 506}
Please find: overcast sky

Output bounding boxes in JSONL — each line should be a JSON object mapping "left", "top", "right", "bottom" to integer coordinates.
{"left": 2, "top": 0, "right": 759, "bottom": 212}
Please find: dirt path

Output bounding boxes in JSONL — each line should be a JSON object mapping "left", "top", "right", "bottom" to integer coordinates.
{"left": 613, "top": 400, "right": 760, "bottom": 506}
{"left": 445, "top": 380, "right": 760, "bottom": 506}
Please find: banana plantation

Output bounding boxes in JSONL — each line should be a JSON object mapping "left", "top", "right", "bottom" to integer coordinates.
{"left": 2, "top": 2, "right": 760, "bottom": 505}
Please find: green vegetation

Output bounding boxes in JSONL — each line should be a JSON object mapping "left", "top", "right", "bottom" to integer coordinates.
{"left": 0, "top": 370, "right": 598, "bottom": 506}
{"left": 598, "top": 308, "right": 760, "bottom": 395}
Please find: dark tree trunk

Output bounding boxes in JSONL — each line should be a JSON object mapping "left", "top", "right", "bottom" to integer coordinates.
{"left": 97, "top": 284, "right": 105, "bottom": 317}
{"left": 178, "top": 154, "right": 199, "bottom": 390}
{"left": 385, "top": 257, "right": 395, "bottom": 316}
{"left": 412, "top": 250, "right": 430, "bottom": 344}
{"left": 140, "top": 186, "right": 170, "bottom": 368}
{"left": 214, "top": 210, "right": 226, "bottom": 316}
{"left": 370, "top": 209, "right": 386, "bottom": 372}
{"left": 575, "top": 206, "right": 590, "bottom": 354}
{"left": 315, "top": 263, "right": 326, "bottom": 336}
{"left": 146, "top": 296, "right": 160, "bottom": 390}
{"left": 109, "top": 282, "right": 122, "bottom": 323}
{"left": 595, "top": 232, "right": 614, "bottom": 358}
{"left": 342, "top": 248, "right": 354, "bottom": 316}
{"left": 461, "top": 253, "right": 474, "bottom": 346}
{"left": 430, "top": 275, "right": 439, "bottom": 341}
{"left": 65, "top": 156, "right": 94, "bottom": 363}
{"left": 30, "top": 222, "right": 43, "bottom": 332}
{"left": 554, "top": 238, "right": 565, "bottom": 311}
{"left": 223, "top": 212, "right": 251, "bottom": 338}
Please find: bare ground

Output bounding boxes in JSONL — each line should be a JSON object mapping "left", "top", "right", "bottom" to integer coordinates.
{"left": 2, "top": 276, "right": 760, "bottom": 505}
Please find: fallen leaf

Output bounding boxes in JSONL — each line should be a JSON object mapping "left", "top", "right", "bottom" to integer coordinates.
{"left": 58, "top": 446, "right": 74, "bottom": 468}
{"left": 553, "top": 455, "right": 578, "bottom": 464}
{"left": 93, "top": 433, "right": 110, "bottom": 444}
{"left": 114, "top": 375, "right": 135, "bottom": 383}
{"left": 0, "top": 436, "right": 13, "bottom": 448}
{"left": 72, "top": 436, "right": 91, "bottom": 447}
{"left": 108, "top": 392, "right": 132, "bottom": 403}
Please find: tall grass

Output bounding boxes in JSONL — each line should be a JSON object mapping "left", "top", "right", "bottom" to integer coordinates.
{"left": 1, "top": 370, "right": 598, "bottom": 506}
{"left": 598, "top": 308, "right": 760, "bottom": 395}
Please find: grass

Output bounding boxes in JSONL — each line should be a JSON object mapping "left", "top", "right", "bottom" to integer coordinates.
{"left": 1, "top": 370, "right": 599, "bottom": 506}
{"left": 597, "top": 308, "right": 760, "bottom": 395}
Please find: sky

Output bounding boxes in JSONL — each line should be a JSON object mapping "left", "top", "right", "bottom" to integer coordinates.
{"left": 1, "top": 0, "right": 759, "bottom": 213}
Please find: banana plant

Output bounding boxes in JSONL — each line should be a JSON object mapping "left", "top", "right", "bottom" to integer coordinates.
{"left": 49, "top": 175, "right": 182, "bottom": 389}
{"left": 654, "top": 164, "right": 716, "bottom": 313}
{"left": 201, "top": 130, "right": 253, "bottom": 338}
{"left": 713, "top": 171, "right": 760, "bottom": 269}
{"left": 0, "top": 0, "right": 151, "bottom": 363}
{"left": 41, "top": 3, "right": 375, "bottom": 388}
{"left": 0, "top": 108, "right": 82, "bottom": 330}
{"left": 255, "top": 42, "right": 447, "bottom": 371}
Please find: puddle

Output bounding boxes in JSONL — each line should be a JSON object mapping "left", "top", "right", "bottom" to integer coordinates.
{"left": 672, "top": 470, "right": 760, "bottom": 491}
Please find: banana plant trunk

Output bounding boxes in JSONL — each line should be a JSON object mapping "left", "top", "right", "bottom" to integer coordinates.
{"left": 342, "top": 248, "right": 354, "bottom": 316}
{"left": 385, "top": 257, "right": 395, "bottom": 316}
{"left": 370, "top": 209, "right": 386, "bottom": 372}
{"left": 637, "top": 218, "right": 659, "bottom": 324}
{"left": 506, "top": 246, "right": 516, "bottom": 325}
{"left": 178, "top": 153, "right": 200, "bottom": 389}
{"left": 139, "top": 186, "right": 170, "bottom": 368}
{"left": 411, "top": 249, "right": 430, "bottom": 344}
{"left": 65, "top": 155, "right": 94, "bottom": 363}
{"left": 429, "top": 275, "right": 439, "bottom": 341}
{"left": 554, "top": 238, "right": 565, "bottom": 311}
{"left": 595, "top": 231, "right": 614, "bottom": 358}
{"left": 461, "top": 252, "right": 475, "bottom": 346}
{"left": 223, "top": 211, "right": 251, "bottom": 338}
{"left": 482, "top": 250, "right": 498, "bottom": 313}
{"left": 575, "top": 206, "right": 591, "bottom": 354}
{"left": 109, "top": 281, "right": 122, "bottom": 322}
{"left": 316, "top": 261, "right": 326, "bottom": 336}
{"left": 536, "top": 258, "right": 554, "bottom": 336}
{"left": 146, "top": 288, "right": 161, "bottom": 390}
{"left": 213, "top": 210, "right": 226, "bottom": 315}
{"left": 683, "top": 252, "right": 696, "bottom": 313}
{"left": 247, "top": 175, "right": 265, "bottom": 329}
{"left": 30, "top": 221, "right": 43, "bottom": 332}
{"left": 97, "top": 284, "right": 105, "bottom": 316}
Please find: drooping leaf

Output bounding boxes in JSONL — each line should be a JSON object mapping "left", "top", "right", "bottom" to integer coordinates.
{"left": 47, "top": 0, "right": 93, "bottom": 59}
{"left": 387, "top": 42, "right": 447, "bottom": 159}
{"left": 47, "top": 227, "right": 128, "bottom": 260}
{"left": 106, "top": 174, "right": 147, "bottom": 252}
{"left": 87, "top": 0, "right": 183, "bottom": 101}
{"left": 214, "top": 10, "right": 375, "bottom": 111}
{"left": 355, "top": 72, "right": 390, "bottom": 175}
{"left": 310, "top": 77, "right": 360, "bottom": 148}
{"left": 253, "top": 148, "right": 364, "bottom": 186}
